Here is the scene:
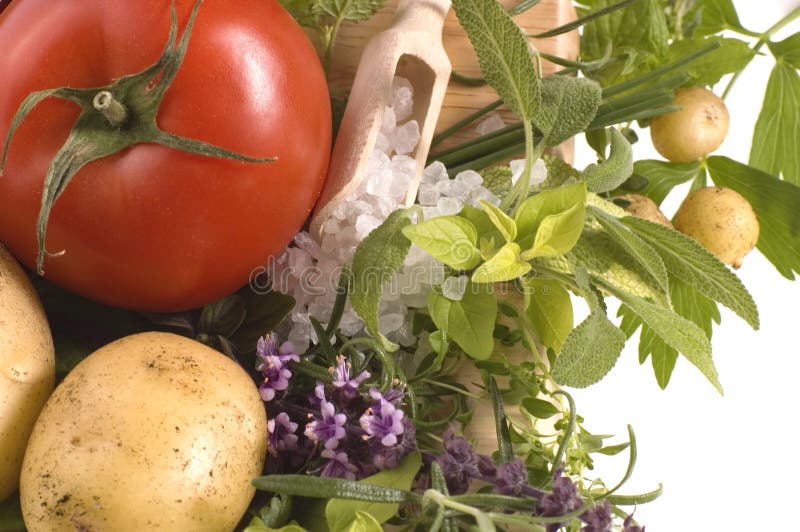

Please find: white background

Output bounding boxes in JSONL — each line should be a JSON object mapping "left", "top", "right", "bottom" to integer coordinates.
{"left": 570, "top": 1, "right": 800, "bottom": 530}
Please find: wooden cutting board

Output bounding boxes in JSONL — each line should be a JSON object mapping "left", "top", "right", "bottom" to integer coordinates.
{"left": 328, "top": 0, "right": 580, "bottom": 160}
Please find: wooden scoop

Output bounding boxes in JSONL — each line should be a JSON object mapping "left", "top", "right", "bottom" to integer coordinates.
{"left": 309, "top": 0, "right": 452, "bottom": 240}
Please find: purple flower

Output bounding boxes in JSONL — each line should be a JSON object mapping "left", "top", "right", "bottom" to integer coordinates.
{"left": 494, "top": 459, "right": 529, "bottom": 497}
{"left": 537, "top": 473, "right": 583, "bottom": 532}
{"left": 360, "top": 390, "right": 405, "bottom": 446}
{"left": 331, "top": 355, "right": 370, "bottom": 401}
{"left": 257, "top": 333, "right": 299, "bottom": 365}
{"left": 442, "top": 427, "right": 480, "bottom": 477}
{"left": 268, "top": 412, "right": 299, "bottom": 456}
{"left": 319, "top": 448, "right": 358, "bottom": 480}
{"left": 581, "top": 500, "right": 613, "bottom": 532}
{"left": 371, "top": 417, "right": 417, "bottom": 471}
{"left": 622, "top": 512, "right": 645, "bottom": 532}
{"left": 257, "top": 356, "right": 291, "bottom": 402}
{"left": 305, "top": 385, "right": 347, "bottom": 449}
{"left": 436, "top": 453, "right": 471, "bottom": 495}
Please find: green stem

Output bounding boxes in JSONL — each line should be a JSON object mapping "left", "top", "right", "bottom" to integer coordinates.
{"left": 722, "top": 6, "right": 800, "bottom": 99}
{"left": 92, "top": 91, "right": 128, "bottom": 128}
{"left": 421, "top": 378, "right": 482, "bottom": 400}
{"left": 550, "top": 389, "right": 577, "bottom": 473}
{"left": 431, "top": 99, "right": 503, "bottom": 147}
{"left": 449, "top": 70, "right": 487, "bottom": 86}
{"left": 424, "top": 490, "right": 497, "bottom": 532}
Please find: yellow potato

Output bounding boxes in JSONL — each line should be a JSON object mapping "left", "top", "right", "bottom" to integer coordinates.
{"left": 614, "top": 194, "right": 673, "bottom": 228}
{"left": 0, "top": 243, "right": 55, "bottom": 502}
{"left": 20, "top": 332, "right": 267, "bottom": 531}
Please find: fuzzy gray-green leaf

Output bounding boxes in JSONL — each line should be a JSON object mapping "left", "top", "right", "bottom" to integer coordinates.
{"left": 581, "top": 128, "right": 633, "bottom": 193}
{"left": 552, "top": 310, "right": 626, "bottom": 388}
{"left": 533, "top": 76, "right": 602, "bottom": 146}
{"left": 452, "top": 0, "right": 540, "bottom": 121}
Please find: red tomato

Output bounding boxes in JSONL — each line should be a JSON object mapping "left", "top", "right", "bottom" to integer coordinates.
{"left": 0, "top": 0, "right": 331, "bottom": 311}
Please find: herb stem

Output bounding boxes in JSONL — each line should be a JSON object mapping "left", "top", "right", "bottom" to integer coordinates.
{"left": 421, "top": 378, "right": 482, "bottom": 400}
{"left": 551, "top": 389, "right": 577, "bottom": 473}
{"left": 722, "top": 6, "right": 800, "bottom": 99}
{"left": 431, "top": 99, "right": 503, "bottom": 147}
{"left": 424, "top": 490, "right": 497, "bottom": 531}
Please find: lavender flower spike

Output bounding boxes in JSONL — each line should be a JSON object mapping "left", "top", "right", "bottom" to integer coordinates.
{"left": 257, "top": 355, "right": 291, "bottom": 402}
{"left": 305, "top": 384, "right": 347, "bottom": 449}
{"left": 320, "top": 448, "right": 358, "bottom": 480}
{"left": 580, "top": 500, "right": 613, "bottom": 532}
{"left": 331, "top": 355, "right": 370, "bottom": 400}
{"left": 268, "top": 412, "right": 299, "bottom": 456}
{"left": 257, "top": 333, "right": 299, "bottom": 365}
{"left": 360, "top": 388, "right": 405, "bottom": 446}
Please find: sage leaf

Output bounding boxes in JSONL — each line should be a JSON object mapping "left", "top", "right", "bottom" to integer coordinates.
{"left": 401, "top": 215, "right": 482, "bottom": 270}
{"left": 472, "top": 242, "right": 531, "bottom": 283}
{"left": 326, "top": 452, "right": 420, "bottom": 532}
{"left": 452, "top": 0, "right": 540, "bottom": 121}
{"left": 533, "top": 76, "right": 602, "bottom": 146}
{"left": 428, "top": 281, "right": 497, "bottom": 360}
{"left": 631, "top": 159, "right": 704, "bottom": 205}
{"left": 621, "top": 215, "right": 759, "bottom": 328}
{"left": 590, "top": 206, "right": 668, "bottom": 291}
{"left": 522, "top": 201, "right": 586, "bottom": 259}
{"left": 481, "top": 165, "right": 513, "bottom": 197}
{"left": 581, "top": 128, "right": 633, "bottom": 193}
{"left": 707, "top": 156, "right": 800, "bottom": 280}
{"left": 523, "top": 278, "right": 574, "bottom": 352}
{"left": 768, "top": 32, "right": 800, "bottom": 70}
{"left": 515, "top": 182, "right": 587, "bottom": 248}
{"left": 479, "top": 200, "right": 517, "bottom": 242}
{"left": 351, "top": 209, "right": 412, "bottom": 351}
{"left": 552, "top": 309, "right": 626, "bottom": 388}
{"left": 749, "top": 62, "right": 800, "bottom": 185}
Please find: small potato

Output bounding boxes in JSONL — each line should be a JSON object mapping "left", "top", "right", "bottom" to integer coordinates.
{"left": 0, "top": 243, "right": 55, "bottom": 502}
{"left": 673, "top": 186, "right": 759, "bottom": 268}
{"left": 650, "top": 86, "right": 729, "bottom": 162}
{"left": 614, "top": 194, "right": 673, "bottom": 228}
{"left": 20, "top": 332, "right": 267, "bottom": 531}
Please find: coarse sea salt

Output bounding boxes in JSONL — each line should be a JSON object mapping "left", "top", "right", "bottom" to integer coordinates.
{"left": 271, "top": 76, "right": 547, "bottom": 353}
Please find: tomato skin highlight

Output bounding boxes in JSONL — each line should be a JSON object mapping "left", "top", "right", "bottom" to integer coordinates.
{"left": 0, "top": 0, "right": 331, "bottom": 311}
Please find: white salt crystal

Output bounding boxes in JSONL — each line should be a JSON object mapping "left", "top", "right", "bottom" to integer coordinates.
{"left": 323, "top": 219, "right": 340, "bottom": 235}
{"left": 391, "top": 77, "right": 414, "bottom": 122}
{"left": 531, "top": 158, "right": 548, "bottom": 186}
{"left": 437, "top": 179, "right": 470, "bottom": 201}
{"left": 390, "top": 120, "right": 420, "bottom": 156}
{"left": 476, "top": 112, "right": 506, "bottom": 136}
{"left": 339, "top": 311, "right": 364, "bottom": 337}
{"left": 455, "top": 170, "right": 483, "bottom": 189}
{"left": 436, "top": 196, "right": 462, "bottom": 216}
{"left": 510, "top": 159, "right": 526, "bottom": 185}
{"left": 294, "top": 231, "right": 321, "bottom": 260}
{"left": 375, "top": 132, "right": 392, "bottom": 154}
{"left": 422, "top": 161, "right": 448, "bottom": 185}
{"left": 418, "top": 184, "right": 439, "bottom": 206}
{"left": 441, "top": 275, "right": 469, "bottom": 301}
{"left": 391, "top": 155, "right": 417, "bottom": 180}
{"left": 287, "top": 247, "right": 312, "bottom": 276}
{"left": 381, "top": 106, "right": 397, "bottom": 134}
{"left": 469, "top": 187, "right": 502, "bottom": 207}
{"left": 355, "top": 213, "right": 382, "bottom": 239}
{"left": 405, "top": 244, "right": 428, "bottom": 267}
{"left": 379, "top": 313, "right": 404, "bottom": 335}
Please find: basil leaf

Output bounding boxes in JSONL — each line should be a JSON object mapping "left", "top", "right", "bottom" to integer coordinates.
{"left": 452, "top": 0, "right": 540, "bottom": 122}
{"left": 326, "top": 453, "right": 421, "bottom": 532}
{"left": 534, "top": 76, "right": 602, "bottom": 146}
{"left": 631, "top": 159, "right": 704, "bottom": 205}
{"left": 458, "top": 205, "right": 498, "bottom": 240}
{"left": 523, "top": 278, "right": 573, "bottom": 352}
{"left": 590, "top": 206, "right": 668, "bottom": 292}
{"left": 351, "top": 209, "right": 412, "bottom": 351}
{"left": 749, "top": 62, "right": 800, "bottom": 185}
{"left": 552, "top": 309, "right": 626, "bottom": 388}
{"left": 401, "top": 216, "right": 482, "bottom": 270}
{"left": 471, "top": 242, "right": 531, "bottom": 283}
{"left": 695, "top": 0, "right": 746, "bottom": 36}
{"left": 707, "top": 156, "right": 800, "bottom": 280}
{"left": 768, "top": 32, "right": 800, "bottom": 70}
{"left": 621, "top": 215, "right": 759, "bottom": 329}
{"left": 523, "top": 202, "right": 586, "bottom": 259}
{"left": 479, "top": 200, "right": 517, "bottom": 242}
{"left": 515, "top": 182, "right": 587, "bottom": 247}
{"left": 581, "top": 128, "right": 633, "bottom": 193}
{"left": 428, "top": 281, "right": 497, "bottom": 360}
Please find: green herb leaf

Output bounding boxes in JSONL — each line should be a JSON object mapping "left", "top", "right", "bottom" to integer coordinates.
{"left": 552, "top": 309, "right": 626, "bottom": 388}
{"left": 707, "top": 156, "right": 800, "bottom": 280}
{"left": 351, "top": 209, "right": 412, "bottom": 351}
{"left": 452, "top": 0, "right": 541, "bottom": 121}
{"left": 345, "top": 512, "right": 383, "bottom": 532}
{"left": 523, "top": 201, "right": 586, "bottom": 260}
{"left": 630, "top": 159, "right": 704, "bottom": 205}
{"left": 313, "top": 0, "right": 385, "bottom": 22}
{"left": 472, "top": 242, "right": 531, "bottom": 283}
{"left": 515, "top": 182, "right": 587, "bottom": 248}
{"left": 769, "top": 32, "right": 800, "bottom": 70}
{"left": 481, "top": 166, "right": 513, "bottom": 197}
{"left": 621, "top": 215, "right": 759, "bottom": 328}
{"left": 401, "top": 215, "right": 482, "bottom": 270}
{"left": 581, "top": 128, "right": 633, "bottom": 193}
{"left": 233, "top": 288, "right": 296, "bottom": 356}
{"left": 521, "top": 396, "right": 561, "bottom": 419}
{"left": 458, "top": 205, "right": 499, "bottom": 240}
{"left": 479, "top": 200, "right": 518, "bottom": 242}
{"left": 533, "top": 76, "right": 602, "bottom": 146}
{"left": 695, "top": 0, "right": 746, "bottom": 35}
{"left": 523, "top": 278, "right": 573, "bottom": 352}
{"left": 244, "top": 519, "right": 307, "bottom": 532}
{"left": 749, "top": 62, "right": 800, "bottom": 185}
{"left": 664, "top": 36, "right": 754, "bottom": 87}
{"left": 278, "top": 0, "right": 318, "bottom": 27}
{"left": 198, "top": 294, "right": 246, "bottom": 338}
{"left": 326, "top": 452, "right": 421, "bottom": 532}
{"left": 541, "top": 154, "right": 582, "bottom": 190}
{"left": 427, "top": 281, "right": 497, "bottom": 359}
{"left": 590, "top": 206, "right": 668, "bottom": 292}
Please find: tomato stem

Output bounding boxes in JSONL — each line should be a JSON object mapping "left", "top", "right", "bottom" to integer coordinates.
{"left": 92, "top": 91, "right": 128, "bottom": 128}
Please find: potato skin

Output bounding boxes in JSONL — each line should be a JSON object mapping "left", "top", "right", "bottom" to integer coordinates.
{"left": 0, "top": 243, "right": 55, "bottom": 502}
{"left": 614, "top": 194, "right": 673, "bottom": 228}
{"left": 650, "top": 86, "right": 729, "bottom": 162}
{"left": 20, "top": 332, "right": 267, "bottom": 531}
{"left": 673, "top": 186, "right": 759, "bottom": 268}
